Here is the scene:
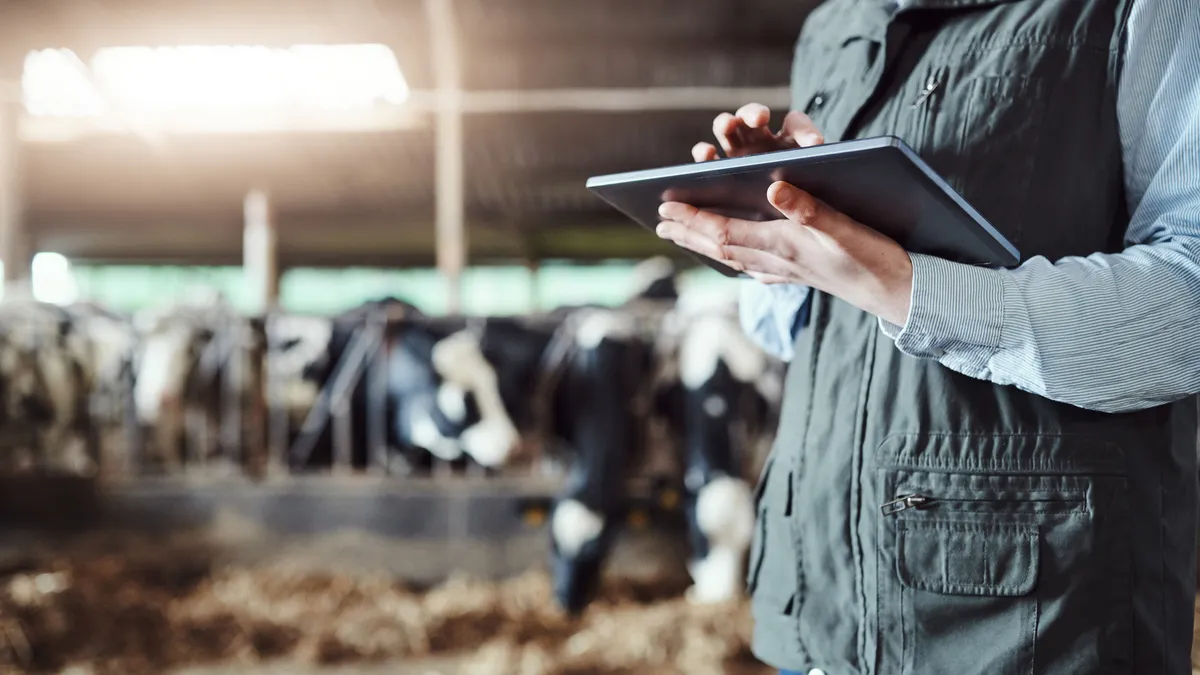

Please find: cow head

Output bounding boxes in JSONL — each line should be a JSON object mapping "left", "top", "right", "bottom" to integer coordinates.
{"left": 428, "top": 329, "right": 522, "bottom": 467}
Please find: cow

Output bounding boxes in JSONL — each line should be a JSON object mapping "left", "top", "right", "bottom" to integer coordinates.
{"left": 264, "top": 313, "right": 333, "bottom": 434}
{"left": 62, "top": 302, "right": 139, "bottom": 475}
{"left": 0, "top": 296, "right": 140, "bottom": 476}
{"left": 543, "top": 274, "right": 784, "bottom": 612}
{"left": 656, "top": 290, "right": 782, "bottom": 605}
{"left": 390, "top": 314, "right": 544, "bottom": 471}
{"left": 274, "top": 258, "right": 780, "bottom": 614}
{"left": 131, "top": 290, "right": 255, "bottom": 472}
{"left": 544, "top": 306, "right": 654, "bottom": 614}
{"left": 530, "top": 257, "right": 684, "bottom": 613}
{"left": 0, "top": 298, "right": 90, "bottom": 474}
{"left": 285, "top": 297, "right": 543, "bottom": 474}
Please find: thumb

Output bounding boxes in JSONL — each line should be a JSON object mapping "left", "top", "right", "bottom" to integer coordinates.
{"left": 767, "top": 182, "right": 827, "bottom": 229}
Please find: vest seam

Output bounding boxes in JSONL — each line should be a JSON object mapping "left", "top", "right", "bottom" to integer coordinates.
{"left": 947, "top": 38, "right": 1113, "bottom": 56}
{"left": 792, "top": 295, "right": 829, "bottom": 657}
{"left": 852, "top": 318, "right": 879, "bottom": 673}
{"left": 878, "top": 430, "right": 1129, "bottom": 441}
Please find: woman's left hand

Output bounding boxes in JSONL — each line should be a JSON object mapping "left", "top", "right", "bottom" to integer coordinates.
{"left": 656, "top": 181, "right": 915, "bottom": 326}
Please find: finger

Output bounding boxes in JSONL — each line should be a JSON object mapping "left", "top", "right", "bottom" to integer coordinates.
{"left": 691, "top": 142, "right": 719, "bottom": 163}
{"left": 735, "top": 103, "right": 772, "bottom": 129}
{"left": 780, "top": 111, "right": 825, "bottom": 147}
{"left": 657, "top": 223, "right": 750, "bottom": 273}
{"left": 658, "top": 222, "right": 798, "bottom": 279}
{"left": 712, "top": 112, "right": 742, "bottom": 155}
{"left": 715, "top": 110, "right": 774, "bottom": 156}
{"left": 718, "top": 246, "right": 801, "bottom": 280}
{"left": 659, "top": 202, "right": 797, "bottom": 255}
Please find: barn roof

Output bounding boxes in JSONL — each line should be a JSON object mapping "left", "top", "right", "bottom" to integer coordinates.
{"left": 0, "top": 0, "right": 820, "bottom": 267}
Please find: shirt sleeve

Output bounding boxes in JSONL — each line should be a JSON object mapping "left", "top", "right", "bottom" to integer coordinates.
{"left": 879, "top": 0, "right": 1200, "bottom": 414}
{"left": 739, "top": 281, "right": 811, "bottom": 362}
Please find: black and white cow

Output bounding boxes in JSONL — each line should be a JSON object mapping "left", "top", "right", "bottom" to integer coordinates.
{"left": 283, "top": 293, "right": 657, "bottom": 615}
{"left": 264, "top": 313, "right": 334, "bottom": 430}
{"left": 0, "top": 298, "right": 90, "bottom": 474}
{"left": 544, "top": 307, "right": 654, "bottom": 614}
{"left": 276, "top": 260, "right": 779, "bottom": 613}
{"left": 539, "top": 278, "right": 782, "bottom": 612}
{"left": 656, "top": 289, "right": 782, "bottom": 604}
{"left": 287, "top": 298, "right": 533, "bottom": 472}
{"left": 132, "top": 291, "right": 255, "bottom": 471}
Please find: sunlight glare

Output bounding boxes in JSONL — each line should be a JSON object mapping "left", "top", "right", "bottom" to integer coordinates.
{"left": 22, "top": 44, "right": 410, "bottom": 120}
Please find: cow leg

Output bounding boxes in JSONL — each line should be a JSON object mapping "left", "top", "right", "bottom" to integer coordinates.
{"left": 677, "top": 315, "right": 762, "bottom": 604}
{"left": 549, "top": 496, "right": 610, "bottom": 614}
{"left": 151, "top": 404, "right": 184, "bottom": 473}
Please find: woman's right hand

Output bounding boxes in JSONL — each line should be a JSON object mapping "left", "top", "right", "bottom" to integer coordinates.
{"left": 692, "top": 103, "right": 826, "bottom": 162}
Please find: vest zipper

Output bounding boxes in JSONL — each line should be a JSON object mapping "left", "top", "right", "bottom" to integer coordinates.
{"left": 909, "top": 68, "right": 946, "bottom": 155}
{"left": 881, "top": 491, "right": 1087, "bottom": 516}
{"left": 880, "top": 494, "right": 936, "bottom": 515}
{"left": 911, "top": 72, "right": 942, "bottom": 109}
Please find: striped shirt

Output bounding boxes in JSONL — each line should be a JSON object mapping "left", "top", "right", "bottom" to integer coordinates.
{"left": 740, "top": 0, "right": 1200, "bottom": 414}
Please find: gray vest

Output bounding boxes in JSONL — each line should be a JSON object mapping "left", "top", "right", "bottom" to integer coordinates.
{"left": 748, "top": 0, "right": 1199, "bottom": 673}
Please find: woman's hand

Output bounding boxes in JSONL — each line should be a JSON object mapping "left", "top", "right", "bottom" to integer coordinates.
{"left": 691, "top": 102, "right": 825, "bottom": 161}
{"left": 657, "top": 181, "right": 914, "bottom": 327}
{"left": 669, "top": 102, "right": 914, "bottom": 325}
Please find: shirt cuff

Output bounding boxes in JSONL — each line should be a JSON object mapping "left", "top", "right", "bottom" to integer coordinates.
{"left": 739, "top": 281, "right": 810, "bottom": 362}
{"left": 879, "top": 253, "right": 1010, "bottom": 359}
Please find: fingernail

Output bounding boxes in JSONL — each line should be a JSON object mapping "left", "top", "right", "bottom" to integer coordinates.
{"left": 771, "top": 182, "right": 794, "bottom": 206}
{"left": 657, "top": 202, "right": 673, "bottom": 218}
{"left": 656, "top": 223, "right": 671, "bottom": 238}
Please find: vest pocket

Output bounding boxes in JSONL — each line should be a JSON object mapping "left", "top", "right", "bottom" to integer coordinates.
{"left": 748, "top": 454, "right": 801, "bottom": 618}
{"left": 894, "top": 520, "right": 1039, "bottom": 675}
{"left": 877, "top": 468, "right": 1132, "bottom": 675}
{"left": 896, "top": 521, "right": 1038, "bottom": 597}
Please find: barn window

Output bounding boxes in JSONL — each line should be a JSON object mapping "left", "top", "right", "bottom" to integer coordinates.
{"left": 31, "top": 252, "right": 80, "bottom": 306}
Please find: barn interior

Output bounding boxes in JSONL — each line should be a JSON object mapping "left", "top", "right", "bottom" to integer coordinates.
{"left": 0, "top": 1, "right": 816, "bottom": 674}
{"left": 4, "top": 3, "right": 1199, "bottom": 675}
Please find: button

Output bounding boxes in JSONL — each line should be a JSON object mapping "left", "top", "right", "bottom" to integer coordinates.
{"left": 808, "top": 669, "right": 827, "bottom": 675}
{"left": 806, "top": 92, "right": 828, "bottom": 114}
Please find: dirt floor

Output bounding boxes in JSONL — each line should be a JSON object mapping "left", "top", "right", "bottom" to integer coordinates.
{"left": 0, "top": 550, "right": 768, "bottom": 675}
{"left": 2, "top": 549, "right": 1199, "bottom": 675}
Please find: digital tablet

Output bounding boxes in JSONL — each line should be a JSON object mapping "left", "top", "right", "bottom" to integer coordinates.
{"left": 586, "top": 136, "right": 1020, "bottom": 278}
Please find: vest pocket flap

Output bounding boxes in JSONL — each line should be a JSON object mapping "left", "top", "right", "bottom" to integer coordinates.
{"left": 897, "top": 522, "right": 1038, "bottom": 597}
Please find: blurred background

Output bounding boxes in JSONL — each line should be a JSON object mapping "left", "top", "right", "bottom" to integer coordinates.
{"left": 0, "top": 2, "right": 827, "bottom": 674}
{"left": 0, "top": 0, "right": 817, "bottom": 315}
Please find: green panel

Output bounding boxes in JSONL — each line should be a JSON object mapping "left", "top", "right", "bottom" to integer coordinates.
{"left": 70, "top": 261, "right": 702, "bottom": 316}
